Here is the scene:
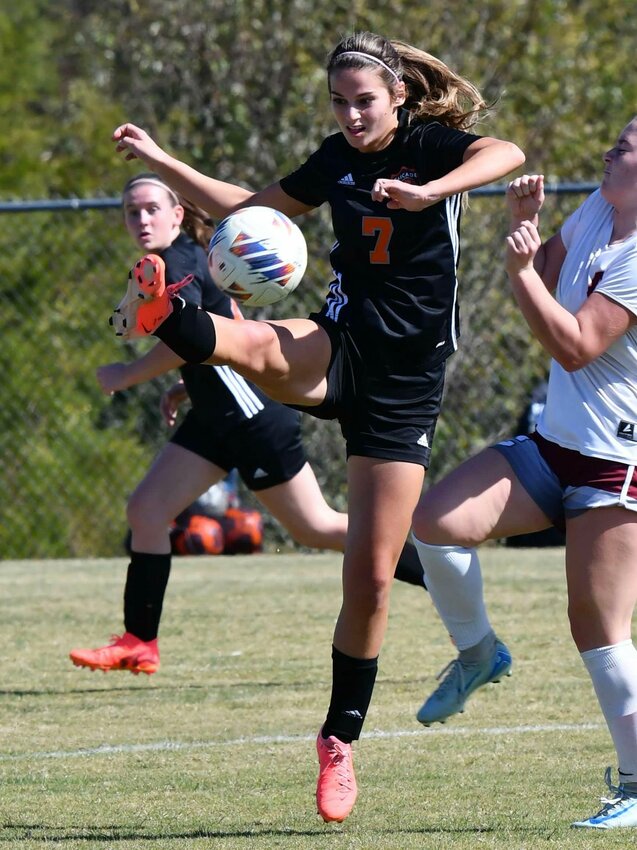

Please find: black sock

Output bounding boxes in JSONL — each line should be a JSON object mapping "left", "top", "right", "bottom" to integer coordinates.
{"left": 322, "top": 646, "right": 378, "bottom": 743}
{"left": 394, "top": 539, "right": 427, "bottom": 589}
{"left": 123, "top": 551, "right": 172, "bottom": 641}
{"left": 154, "top": 300, "right": 217, "bottom": 363}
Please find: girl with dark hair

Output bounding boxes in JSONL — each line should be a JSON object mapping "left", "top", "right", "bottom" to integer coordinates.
{"left": 109, "top": 31, "right": 525, "bottom": 821}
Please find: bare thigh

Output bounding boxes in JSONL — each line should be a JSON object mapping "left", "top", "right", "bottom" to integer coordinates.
{"left": 412, "top": 447, "right": 553, "bottom": 547}
{"left": 254, "top": 462, "right": 347, "bottom": 551}
{"left": 566, "top": 507, "right": 637, "bottom": 650}
{"left": 209, "top": 315, "right": 333, "bottom": 406}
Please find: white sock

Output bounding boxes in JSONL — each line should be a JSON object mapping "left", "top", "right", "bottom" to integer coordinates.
{"left": 412, "top": 535, "right": 492, "bottom": 650}
{"left": 580, "top": 641, "right": 637, "bottom": 782}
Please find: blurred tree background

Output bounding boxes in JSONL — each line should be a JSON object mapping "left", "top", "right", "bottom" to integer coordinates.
{"left": 1, "top": 0, "right": 636, "bottom": 556}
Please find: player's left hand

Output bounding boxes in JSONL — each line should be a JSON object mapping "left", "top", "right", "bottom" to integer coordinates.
{"left": 160, "top": 381, "right": 188, "bottom": 426}
{"left": 506, "top": 174, "right": 545, "bottom": 221}
{"left": 371, "top": 179, "right": 439, "bottom": 211}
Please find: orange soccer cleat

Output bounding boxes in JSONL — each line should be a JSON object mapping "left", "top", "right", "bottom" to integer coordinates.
{"left": 315, "top": 729, "right": 358, "bottom": 823}
{"left": 69, "top": 632, "right": 160, "bottom": 675}
{"left": 109, "top": 254, "right": 192, "bottom": 340}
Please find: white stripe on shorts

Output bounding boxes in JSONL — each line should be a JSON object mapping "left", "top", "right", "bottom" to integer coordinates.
{"left": 214, "top": 365, "right": 265, "bottom": 418}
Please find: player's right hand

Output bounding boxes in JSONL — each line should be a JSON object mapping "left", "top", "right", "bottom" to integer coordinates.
{"left": 96, "top": 362, "right": 129, "bottom": 395}
{"left": 505, "top": 219, "right": 542, "bottom": 276}
{"left": 112, "top": 123, "right": 165, "bottom": 165}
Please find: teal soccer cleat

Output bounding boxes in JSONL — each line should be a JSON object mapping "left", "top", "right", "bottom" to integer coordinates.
{"left": 572, "top": 767, "right": 637, "bottom": 829}
{"left": 417, "top": 637, "right": 512, "bottom": 726}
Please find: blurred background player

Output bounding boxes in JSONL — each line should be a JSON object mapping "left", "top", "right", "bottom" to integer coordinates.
{"left": 69, "top": 172, "right": 426, "bottom": 676}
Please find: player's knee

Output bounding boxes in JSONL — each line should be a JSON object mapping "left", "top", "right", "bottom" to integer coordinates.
{"left": 287, "top": 525, "right": 320, "bottom": 548}
{"left": 286, "top": 516, "right": 339, "bottom": 549}
{"left": 237, "top": 320, "right": 288, "bottom": 379}
{"left": 412, "top": 498, "right": 454, "bottom": 543}
{"left": 126, "top": 491, "right": 170, "bottom": 535}
{"left": 412, "top": 495, "right": 482, "bottom": 547}
{"left": 344, "top": 566, "right": 392, "bottom": 615}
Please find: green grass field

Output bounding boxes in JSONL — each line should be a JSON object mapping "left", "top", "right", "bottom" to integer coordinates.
{"left": 0, "top": 549, "right": 628, "bottom": 848}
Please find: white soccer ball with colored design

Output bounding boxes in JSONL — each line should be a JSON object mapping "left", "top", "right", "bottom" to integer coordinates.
{"left": 207, "top": 206, "right": 307, "bottom": 307}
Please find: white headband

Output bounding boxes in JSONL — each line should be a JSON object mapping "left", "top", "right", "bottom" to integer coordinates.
{"left": 337, "top": 51, "right": 402, "bottom": 84}
{"left": 125, "top": 177, "right": 181, "bottom": 206}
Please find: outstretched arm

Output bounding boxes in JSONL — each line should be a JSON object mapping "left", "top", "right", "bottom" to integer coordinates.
{"left": 112, "top": 123, "right": 253, "bottom": 218}
{"left": 96, "top": 341, "right": 185, "bottom": 395}
{"left": 112, "top": 123, "right": 314, "bottom": 220}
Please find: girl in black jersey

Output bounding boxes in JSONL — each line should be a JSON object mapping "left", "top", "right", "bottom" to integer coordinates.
{"left": 69, "top": 172, "right": 428, "bottom": 678}
{"left": 110, "top": 32, "right": 525, "bottom": 822}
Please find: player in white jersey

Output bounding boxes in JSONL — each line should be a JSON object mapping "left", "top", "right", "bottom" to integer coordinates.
{"left": 541, "top": 188, "right": 637, "bottom": 464}
{"left": 410, "top": 117, "right": 637, "bottom": 829}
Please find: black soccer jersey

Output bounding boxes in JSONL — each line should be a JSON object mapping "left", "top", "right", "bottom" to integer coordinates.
{"left": 279, "top": 110, "right": 480, "bottom": 371}
{"left": 160, "top": 233, "right": 271, "bottom": 428}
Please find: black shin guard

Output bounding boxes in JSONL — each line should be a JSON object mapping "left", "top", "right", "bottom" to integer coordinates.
{"left": 123, "top": 551, "right": 172, "bottom": 641}
{"left": 154, "top": 300, "right": 217, "bottom": 363}
{"left": 322, "top": 646, "right": 378, "bottom": 743}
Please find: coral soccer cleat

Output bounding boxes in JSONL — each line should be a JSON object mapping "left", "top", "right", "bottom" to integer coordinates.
{"left": 316, "top": 729, "right": 358, "bottom": 823}
{"left": 109, "top": 254, "right": 192, "bottom": 339}
{"left": 69, "top": 632, "right": 159, "bottom": 675}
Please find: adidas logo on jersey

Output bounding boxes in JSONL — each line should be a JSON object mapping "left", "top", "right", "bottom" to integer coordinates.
{"left": 338, "top": 173, "right": 355, "bottom": 186}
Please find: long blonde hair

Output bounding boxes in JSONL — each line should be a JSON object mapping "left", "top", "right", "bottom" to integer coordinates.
{"left": 327, "top": 32, "right": 486, "bottom": 130}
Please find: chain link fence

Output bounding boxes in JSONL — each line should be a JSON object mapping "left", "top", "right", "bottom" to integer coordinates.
{"left": 0, "top": 186, "right": 594, "bottom": 558}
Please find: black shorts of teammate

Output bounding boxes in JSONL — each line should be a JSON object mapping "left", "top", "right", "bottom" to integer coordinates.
{"left": 291, "top": 314, "right": 445, "bottom": 467}
{"left": 170, "top": 405, "right": 307, "bottom": 491}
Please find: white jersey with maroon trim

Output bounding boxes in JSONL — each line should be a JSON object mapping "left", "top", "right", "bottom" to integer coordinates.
{"left": 538, "top": 189, "right": 637, "bottom": 462}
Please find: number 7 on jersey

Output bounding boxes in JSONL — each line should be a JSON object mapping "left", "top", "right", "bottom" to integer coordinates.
{"left": 362, "top": 216, "right": 393, "bottom": 264}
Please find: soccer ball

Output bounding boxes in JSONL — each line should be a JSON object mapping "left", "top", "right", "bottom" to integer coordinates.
{"left": 208, "top": 206, "right": 307, "bottom": 306}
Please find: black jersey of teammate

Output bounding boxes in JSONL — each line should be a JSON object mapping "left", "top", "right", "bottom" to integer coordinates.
{"left": 160, "top": 233, "right": 271, "bottom": 426}
{"left": 279, "top": 111, "right": 480, "bottom": 371}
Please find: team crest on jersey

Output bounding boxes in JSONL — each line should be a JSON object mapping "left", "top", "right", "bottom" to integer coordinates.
{"left": 390, "top": 166, "right": 419, "bottom": 185}
{"left": 617, "top": 420, "right": 637, "bottom": 442}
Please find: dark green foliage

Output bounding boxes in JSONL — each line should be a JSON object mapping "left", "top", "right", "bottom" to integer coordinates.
{"left": 1, "top": 1, "right": 633, "bottom": 555}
